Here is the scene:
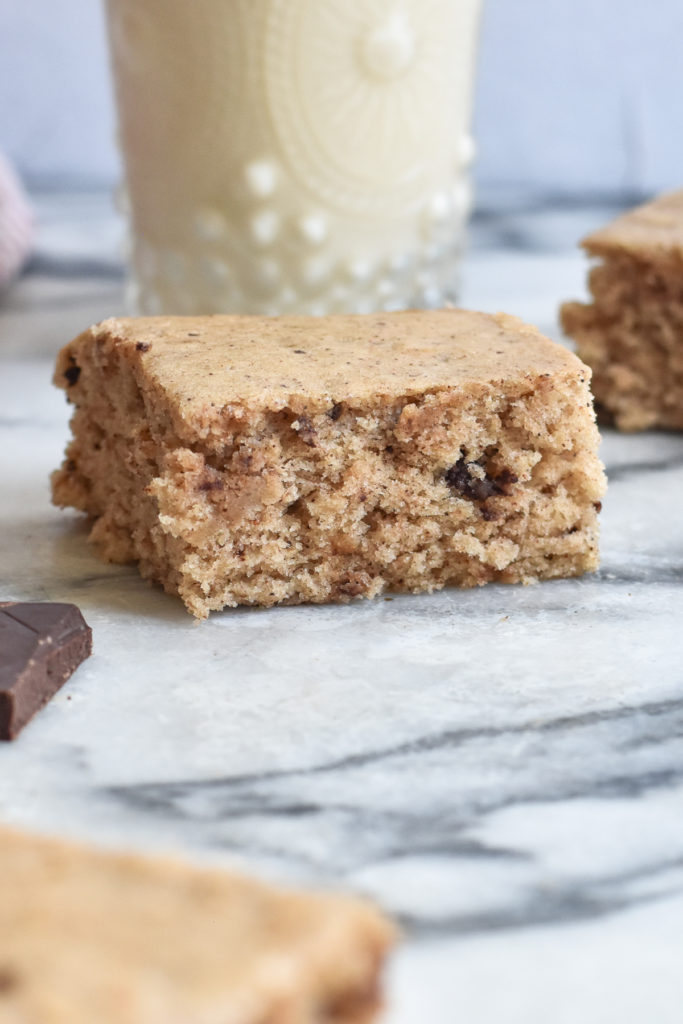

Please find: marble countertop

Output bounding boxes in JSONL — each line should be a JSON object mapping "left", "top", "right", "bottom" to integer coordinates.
{"left": 1, "top": 192, "right": 682, "bottom": 1022}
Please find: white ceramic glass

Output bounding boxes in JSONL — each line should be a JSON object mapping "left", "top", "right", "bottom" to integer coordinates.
{"left": 106, "top": 0, "right": 482, "bottom": 316}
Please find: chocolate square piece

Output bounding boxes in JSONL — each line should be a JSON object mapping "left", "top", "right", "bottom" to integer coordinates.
{"left": 52, "top": 310, "right": 606, "bottom": 617}
{"left": 0, "top": 602, "right": 92, "bottom": 739}
{"left": 561, "top": 190, "right": 683, "bottom": 431}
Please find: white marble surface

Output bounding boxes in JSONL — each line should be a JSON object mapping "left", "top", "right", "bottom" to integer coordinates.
{"left": 1, "top": 193, "right": 682, "bottom": 1022}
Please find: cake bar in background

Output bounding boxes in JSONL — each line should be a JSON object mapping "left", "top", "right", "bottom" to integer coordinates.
{"left": 561, "top": 190, "right": 683, "bottom": 431}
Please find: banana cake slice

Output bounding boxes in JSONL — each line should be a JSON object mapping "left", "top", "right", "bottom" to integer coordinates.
{"left": 561, "top": 190, "right": 683, "bottom": 431}
{"left": 52, "top": 310, "right": 606, "bottom": 618}
{"left": 0, "top": 827, "right": 395, "bottom": 1024}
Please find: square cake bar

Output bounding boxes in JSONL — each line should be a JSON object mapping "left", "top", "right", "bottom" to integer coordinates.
{"left": 561, "top": 190, "right": 683, "bottom": 430}
{"left": 53, "top": 310, "right": 606, "bottom": 618}
{"left": 0, "top": 827, "right": 394, "bottom": 1024}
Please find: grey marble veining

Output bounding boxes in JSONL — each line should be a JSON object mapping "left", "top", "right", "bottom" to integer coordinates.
{"left": 1, "top": 192, "right": 682, "bottom": 1023}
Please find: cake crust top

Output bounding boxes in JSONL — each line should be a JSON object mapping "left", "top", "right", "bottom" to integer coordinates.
{"left": 581, "top": 190, "right": 683, "bottom": 259}
{"left": 71, "top": 310, "right": 586, "bottom": 421}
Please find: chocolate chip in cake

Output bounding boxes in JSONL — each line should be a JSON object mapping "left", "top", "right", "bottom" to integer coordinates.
{"left": 445, "top": 453, "right": 517, "bottom": 504}
{"left": 63, "top": 361, "right": 81, "bottom": 386}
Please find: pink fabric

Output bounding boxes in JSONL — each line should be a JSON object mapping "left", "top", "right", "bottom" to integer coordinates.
{"left": 0, "top": 154, "right": 34, "bottom": 289}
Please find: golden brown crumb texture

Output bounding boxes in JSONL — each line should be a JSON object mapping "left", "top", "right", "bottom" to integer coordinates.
{"left": 52, "top": 310, "right": 606, "bottom": 617}
{"left": 561, "top": 190, "right": 683, "bottom": 431}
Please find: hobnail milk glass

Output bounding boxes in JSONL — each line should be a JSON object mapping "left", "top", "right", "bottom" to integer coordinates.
{"left": 106, "top": 0, "right": 482, "bottom": 316}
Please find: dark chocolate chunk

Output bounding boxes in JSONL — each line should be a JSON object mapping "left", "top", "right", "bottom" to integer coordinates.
{"left": 493, "top": 468, "right": 518, "bottom": 491}
{"left": 0, "top": 602, "right": 92, "bottom": 740}
{"left": 445, "top": 457, "right": 488, "bottom": 501}
{"left": 445, "top": 453, "right": 517, "bottom": 505}
{"left": 63, "top": 360, "right": 81, "bottom": 387}
{"left": 135, "top": 341, "right": 151, "bottom": 353}
{"left": 328, "top": 402, "right": 343, "bottom": 421}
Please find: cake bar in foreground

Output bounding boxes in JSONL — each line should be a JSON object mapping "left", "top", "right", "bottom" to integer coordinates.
{"left": 52, "top": 310, "right": 606, "bottom": 618}
{"left": 0, "top": 827, "right": 395, "bottom": 1024}
{"left": 561, "top": 190, "right": 683, "bottom": 430}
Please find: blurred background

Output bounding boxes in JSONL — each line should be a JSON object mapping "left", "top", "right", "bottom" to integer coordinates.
{"left": 1, "top": 0, "right": 681, "bottom": 200}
